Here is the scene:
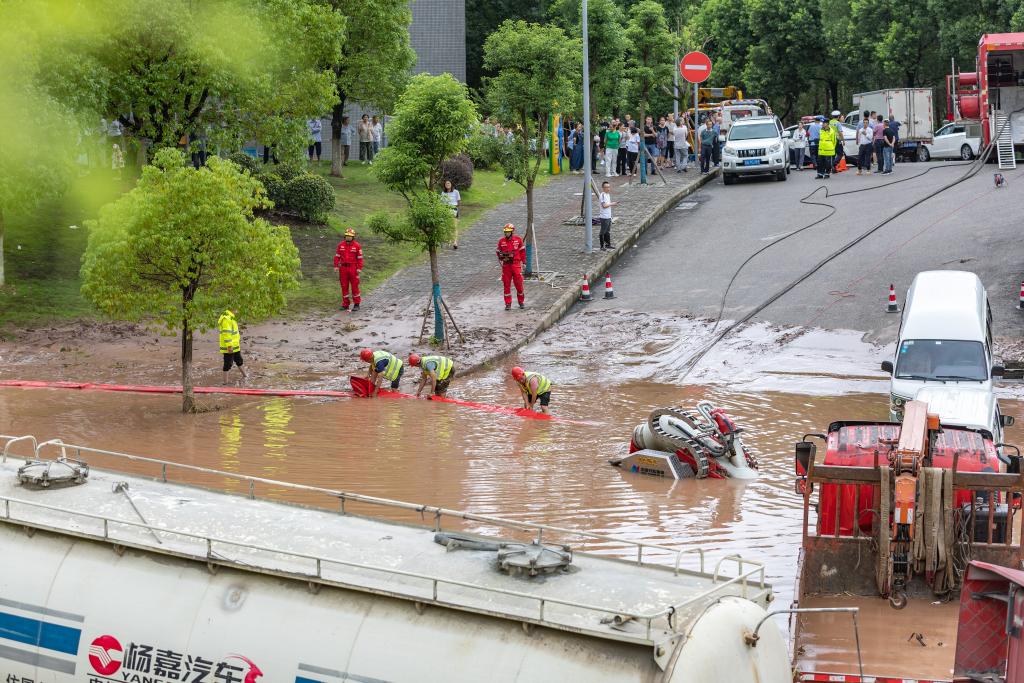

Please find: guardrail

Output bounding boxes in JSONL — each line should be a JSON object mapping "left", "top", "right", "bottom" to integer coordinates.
{"left": 0, "top": 435, "right": 770, "bottom": 642}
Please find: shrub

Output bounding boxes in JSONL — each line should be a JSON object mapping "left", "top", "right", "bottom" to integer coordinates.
{"left": 465, "top": 133, "right": 504, "bottom": 170}
{"left": 274, "top": 163, "right": 304, "bottom": 182}
{"left": 441, "top": 153, "right": 473, "bottom": 191}
{"left": 256, "top": 172, "right": 286, "bottom": 207}
{"left": 227, "top": 152, "right": 261, "bottom": 175}
{"left": 283, "top": 173, "right": 335, "bottom": 223}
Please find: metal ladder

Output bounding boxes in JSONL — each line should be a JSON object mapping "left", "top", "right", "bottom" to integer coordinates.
{"left": 995, "top": 112, "right": 1017, "bottom": 170}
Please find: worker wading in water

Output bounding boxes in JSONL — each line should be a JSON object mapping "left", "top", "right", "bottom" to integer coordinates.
{"left": 496, "top": 223, "right": 526, "bottom": 311}
{"left": 217, "top": 309, "right": 247, "bottom": 385}
{"left": 334, "top": 228, "right": 364, "bottom": 311}
{"left": 511, "top": 366, "right": 552, "bottom": 414}
{"left": 361, "top": 348, "right": 403, "bottom": 397}
{"left": 409, "top": 353, "right": 455, "bottom": 398}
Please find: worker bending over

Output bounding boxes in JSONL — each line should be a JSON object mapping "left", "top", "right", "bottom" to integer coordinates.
{"left": 360, "top": 348, "right": 403, "bottom": 397}
{"left": 511, "top": 366, "right": 552, "bottom": 414}
{"left": 409, "top": 353, "right": 455, "bottom": 399}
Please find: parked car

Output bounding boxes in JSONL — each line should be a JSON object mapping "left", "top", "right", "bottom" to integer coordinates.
{"left": 721, "top": 115, "right": 789, "bottom": 184}
{"left": 921, "top": 121, "right": 983, "bottom": 161}
{"left": 783, "top": 122, "right": 861, "bottom": 168}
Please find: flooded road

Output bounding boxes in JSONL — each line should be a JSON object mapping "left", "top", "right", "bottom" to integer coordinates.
{"left": 3, "top": 311, "right": 1024, "bottom": 615}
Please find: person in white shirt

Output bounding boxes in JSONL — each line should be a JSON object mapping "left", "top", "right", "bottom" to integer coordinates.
{"left": 856, "top": 118, "right": 874, "bottom": 175}
{"left": 791, "top": 122, "right": 808, "bottom": 170}
{"left": 598, "top": 181, "right": 618, "bottom": 251}
{"left": 440, "top": 179, "right": 461, "bottom": 249}
{"left": 371, "top": 115, "right": 383, "bottom": 155}
{"left": 674, "top": 117, "right": 690, "bottom": 172}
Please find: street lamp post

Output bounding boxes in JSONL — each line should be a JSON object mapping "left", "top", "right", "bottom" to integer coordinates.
{"left": 582, "top": 0, "right": 592, "bottom": 253}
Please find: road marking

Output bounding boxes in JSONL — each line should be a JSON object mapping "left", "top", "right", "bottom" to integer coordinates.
{"left": 760, "top": 230, "right": 794, "bottom": 241}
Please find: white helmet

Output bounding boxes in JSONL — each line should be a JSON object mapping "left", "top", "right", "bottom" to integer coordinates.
{"left": 830, "top": 110, "right": 841, "bottom": 117}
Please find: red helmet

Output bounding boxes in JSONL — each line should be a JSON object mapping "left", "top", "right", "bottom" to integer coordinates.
{"left": 360, "top": 348, "right": 374, "bottom": 363}
{"left": 408, "top": 353, "right": 421, "bottom": 367}
{"left": 511, "top": 366, "right": 525, "bottom": 382}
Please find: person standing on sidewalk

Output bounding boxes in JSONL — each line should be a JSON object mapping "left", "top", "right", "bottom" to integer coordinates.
{"left": 440, "top": 179, "right": 461, "bottom": 249}
{"left": 410, "top": 353, "right": 455, "bottom": 399}
{"left": 598, "top": 181, "right": 618, "bottom": 251}
{"left": 511, "top": 366, "right": 553, "bottom": 415}
{"left": 604, "top": 123, "right": 621, "bottom": 177}
{"left": 496, "top": 223, "right": 525, "bottom": 310}
{"left": 856, "top": 118, "right": 874, "bottom": 175}
{"left": 217, "top": 309, "right": 247, "bottom": 385}
{"left": 791, "top": 122, "right": 808, "bottom": 170}
{"left": 699, "top": 119, "right": 716, "bottom": 174}
{"left": 674, "top": 116, "right": 690, "bottom": 172}
{"left": 358, "top": 114, "right": 374, "bottom": 164}
{"left": 626, "top": 125, "right": 640, "bottom": 176}
{"left": 334, "top": 228, "right": 364, "bottom": 311}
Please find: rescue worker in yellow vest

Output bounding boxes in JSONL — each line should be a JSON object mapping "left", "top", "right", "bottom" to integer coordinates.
{"left": 217, "top": 309, "right": 247, "bottom": 385}
{"left": 511, "top": 366, "right": 552, "bottom": 414}
{"left": 409, "top": 353, "right": 455, "bottom": 398}
{"left": 360, "top": 348, "right": 403, "bottom": 397}
{"left": 816, "top": 120, "right": 838, "bottom": 180}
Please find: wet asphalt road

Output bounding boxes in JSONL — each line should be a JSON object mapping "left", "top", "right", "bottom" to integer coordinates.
{"left": 598, "top": 160, "right": 1024, "bottom": 344}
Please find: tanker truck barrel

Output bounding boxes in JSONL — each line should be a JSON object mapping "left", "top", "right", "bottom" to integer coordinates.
{"left": 0, "top": 436, "right": 792, "bottom": 683}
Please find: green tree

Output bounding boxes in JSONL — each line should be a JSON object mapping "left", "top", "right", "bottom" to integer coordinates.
{"left": 324, "top": 0, "right": 416, "bottom": 178}
{"left": 850, "top": 0, "right": 943, "bottom": 88}
{"left": 466, "top": 0, "right": 549, "bottom": 91}
{"left": 48, "top": 0, "right": 344, "bottom": 163}
{"left": 483, "top": 20, "right": 581, "bottom": 273}
{"left": 625, "top": 1, "right": 676, "bottom": 184}
{"left": 81, "top": 150, "right": 301, "bottom": 413}
{"left": 368, "top": 75, "right": 477, "bottom": 342}
{"left": 549, "top": 0, "right": 628, "bottom": 118}
{"left": 743, "top": 0, "right": 822, "bottom": 119}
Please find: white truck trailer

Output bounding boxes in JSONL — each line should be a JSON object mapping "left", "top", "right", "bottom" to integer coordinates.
{"left": 846, "top": 88, "right": 935, "bottom": 161}
{"left": 0, "top": 435, "right": 790, "bottom": 683}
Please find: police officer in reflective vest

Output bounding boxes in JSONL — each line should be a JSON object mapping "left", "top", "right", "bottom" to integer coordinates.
{"left": 217, "top": 309, "right": 247, "bottom": 385}
{"left": 409, "top": 353, "right": 455, "bottom": 398}
{"left": 511, "top": 366, "right": 552, "bottom": 414}
{"left": 496, "top": 223, "right": 526, "bottom": 310}
{"left": 360, "top": 348, "right": 403, "bottom": 396}
{"left": 334, "top": 228, "right": 364, "bottom": 311}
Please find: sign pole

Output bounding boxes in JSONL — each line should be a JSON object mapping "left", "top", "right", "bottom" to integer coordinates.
{"left": 694, "top": 81, "right": 699, "bottom": 162}
{"left": 680, "top": 51, "right": 713, "bottom": 171}
{"left": 582, "top": 0, "right": 592, "bottom": 254}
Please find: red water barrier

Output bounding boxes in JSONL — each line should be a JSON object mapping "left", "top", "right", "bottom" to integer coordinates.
{"left": 0, "top": 378, "right": 593, "bottom": 425}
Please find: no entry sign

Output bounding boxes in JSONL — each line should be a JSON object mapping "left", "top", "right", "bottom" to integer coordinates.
{"left": 680, "top": 51, "right": 712, "bottom": 84}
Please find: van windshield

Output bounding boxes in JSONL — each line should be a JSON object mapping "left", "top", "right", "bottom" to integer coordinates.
{"left": 895, "top": 340, "right": 988, "bottom": 381}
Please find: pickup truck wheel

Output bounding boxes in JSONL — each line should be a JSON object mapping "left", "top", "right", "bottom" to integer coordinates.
{"left": 960, "top": 144, "right": 974, "bottom": 161}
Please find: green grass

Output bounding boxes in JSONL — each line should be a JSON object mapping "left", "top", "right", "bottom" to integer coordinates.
{"left": 0, "top": 160, "right": 544, "bottom": 329}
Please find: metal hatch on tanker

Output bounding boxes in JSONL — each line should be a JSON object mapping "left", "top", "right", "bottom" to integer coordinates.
{"left": 0, "top": 434, "right": 791, "bottom": 683}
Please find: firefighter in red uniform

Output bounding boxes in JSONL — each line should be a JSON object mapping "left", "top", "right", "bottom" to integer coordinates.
{"left": 334, "top": 228, "right": 364, "bottom": 310}
{"left": 496, "top": 223, "right": 526, "bottom": 310}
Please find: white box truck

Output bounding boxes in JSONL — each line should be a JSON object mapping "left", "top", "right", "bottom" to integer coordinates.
{"left": 845, "top": 88, "right": 935, "bottom": 161}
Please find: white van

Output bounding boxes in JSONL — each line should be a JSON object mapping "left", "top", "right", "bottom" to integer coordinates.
{"left": 914, "top": 385, "right": 1014, "bottom": 448}
{"left": 882, "top": 271, "right": 1005, "bottom": 420}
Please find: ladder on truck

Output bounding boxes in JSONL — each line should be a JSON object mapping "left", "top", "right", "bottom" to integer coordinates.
{"left": 995, "top": 112, "right": 1016, "bottom": 170}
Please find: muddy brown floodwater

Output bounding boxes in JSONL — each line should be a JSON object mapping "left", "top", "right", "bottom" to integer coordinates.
{"left": 3, "top": 313, "right": 1024, "bottom": 656}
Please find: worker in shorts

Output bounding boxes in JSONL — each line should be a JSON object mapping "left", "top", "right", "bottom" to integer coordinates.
{"left": 217, "top": 309, "right": 247, "bottom": 385}
{"left": 511, "top": 366, "right": 552, "bottom": 414}
{"left": 409, "top": 353, "right": 455, "bottom": 398}
{"left": 360, "top": 348, "right": 403, "bottom": 397}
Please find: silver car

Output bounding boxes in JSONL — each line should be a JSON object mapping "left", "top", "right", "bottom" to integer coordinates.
{"left": 721, "top": 116, "right": 789, "bottom": 184}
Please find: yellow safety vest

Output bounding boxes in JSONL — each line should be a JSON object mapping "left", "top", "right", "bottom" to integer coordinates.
{"left": 819, "top": 127, "right": 837, "bottom": 156}
{"left": 217, "top": 311, "right": 240, "bottom": 353}
{"left": 520, "top": 371, "right": 551, "bottom": 395}
{"left": 372, "top": 351, "right": 403, "bottom": 382}
{"left": 421, "top": 355, "right": 453, "bottom": 381}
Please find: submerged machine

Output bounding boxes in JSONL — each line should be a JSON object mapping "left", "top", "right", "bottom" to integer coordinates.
{"left": 790, "top": 400, "right": 1024, "bottom": 682}
{"left": 612, "top": 401, "right": 759, "bottom": 480}
{"left": 0, "top": 434, "right": 790, "bottom": 683}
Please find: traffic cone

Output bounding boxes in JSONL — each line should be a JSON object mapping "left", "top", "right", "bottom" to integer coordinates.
{"left": 580, "top": 276, "right": 593, "bottom": 302}
{"left": 1018, "top": 280, "right": 1024, "bottom": 309}
{"left": 604, "top": 273, "right": 615, "bottom": 299}
{"left": 887, "top": 284, "right": 899, "bottom": 313}
{"left": 836, "top": 157, "right": 848, "bottom": 173}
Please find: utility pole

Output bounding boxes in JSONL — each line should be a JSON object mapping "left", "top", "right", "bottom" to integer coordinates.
{"left": 582, "top": 0, "right": 593, "bottom": 253}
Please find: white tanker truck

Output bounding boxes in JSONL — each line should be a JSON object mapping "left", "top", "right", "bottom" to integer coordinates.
{"left": 0, "top": 435, "right": 789, "bottom": 683}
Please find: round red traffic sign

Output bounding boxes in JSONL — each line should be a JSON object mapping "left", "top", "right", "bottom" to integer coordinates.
{"left": 680, "top": 51, "right": 712, "bottom": 84}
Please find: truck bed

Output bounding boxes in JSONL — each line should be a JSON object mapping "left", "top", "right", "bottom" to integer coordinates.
{"left": 794, "top": 594, "right": 958, "bottom": 682}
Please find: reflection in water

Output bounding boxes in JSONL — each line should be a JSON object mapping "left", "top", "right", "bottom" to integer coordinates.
{"left": 219, "top": 409, "right": 243, "bottom": 471}
{"left": 261, "top": 398, "right": 294, "bottom": 468}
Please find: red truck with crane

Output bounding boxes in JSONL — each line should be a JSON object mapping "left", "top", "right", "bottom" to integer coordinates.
{"left": 946, "top": 32, "right": 1024, "bottom": 168}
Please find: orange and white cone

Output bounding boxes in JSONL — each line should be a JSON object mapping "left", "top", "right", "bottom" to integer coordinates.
{"left": 887, "top": 284, "right": 899, "bottom": 313}
{"left": 580, "top": 276, "right": 593, "bottom": 302}
{"left": 1018, "top": 280, "right": 1024, "bottom": 309}
{"left": 604, "top": 273, "right": 615, "bottom": 299}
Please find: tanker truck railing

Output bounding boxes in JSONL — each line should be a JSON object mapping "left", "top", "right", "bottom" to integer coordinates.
{"left": 0, "top": 436, "right": 770, "bottom": 647}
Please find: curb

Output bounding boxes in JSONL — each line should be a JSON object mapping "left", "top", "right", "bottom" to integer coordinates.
{"left": 461, "top": 168, "right": 719, "bottom": 377}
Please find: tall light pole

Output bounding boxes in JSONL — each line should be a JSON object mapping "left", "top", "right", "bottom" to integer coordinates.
{"left": 582, "top": 0, "right": 592, "bottom": 253}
